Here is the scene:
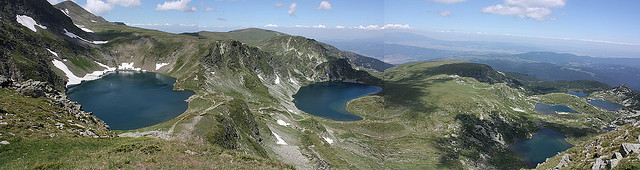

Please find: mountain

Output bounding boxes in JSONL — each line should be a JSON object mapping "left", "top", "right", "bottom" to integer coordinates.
{"left": 437, "top": 53, "right": 640, "bottom": 91}
{"left": 53, "top": 1, "right": 109, "bottom": 26}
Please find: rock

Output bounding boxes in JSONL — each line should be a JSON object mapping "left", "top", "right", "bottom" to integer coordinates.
{"left": 0, "top": 75, "right": 12, "bottom": 87}
{"left": 0, "top": 122, "right": 7, "bottom": 125}
{"left": 185, "top": 149, "right": 199, "bottom": 155}
{"left": 554, "top": 154, "right": 571, "bottom": 169}
{"left": 620, "top": 143, "right": 640, "bottom": 157}
{"left": 0, "top": 141, "right": 9, "bottom": 145}
{"left": 591, "top": 156, "right": 608, "bottom": 170}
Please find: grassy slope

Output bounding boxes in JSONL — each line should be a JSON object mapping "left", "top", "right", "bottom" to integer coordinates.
{"left": 296, "top": 61, "right": 618, "bottom": 169}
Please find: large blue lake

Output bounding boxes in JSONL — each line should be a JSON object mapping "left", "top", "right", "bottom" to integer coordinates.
{"left": 292, "top": 82, "right": 382, "bottom": 121}
{"left": 67, "top": 72, "right": 194, "bottom": 130}
{"left": 509, "top": 128, "right": 574, "bottom": 168}
{"left": 568, "top": 91, "right": 588, "bottom": 98}
{"left": 588, "top": 100, "right": 624, "bottom": 111}
{"left": 534, "top": 103, "right": 580, "bottom": 115}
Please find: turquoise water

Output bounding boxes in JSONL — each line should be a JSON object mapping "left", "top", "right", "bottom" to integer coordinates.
{"left": 588, "top": 100, "right": 624, "bottom": 111}
{"left": 67, "top": 72, "right": 194, "bottom": 130}
{"left": 568, "top": 91, "right": 588, "bottom": 98}
{"left": 534, "top": 103, "right": 580, "bottom": 115}
{"left": 509, "top": 128, "right": 574, "bottom": 168}
{"left": 292, "top": 82, "right": 382, "bottom": 121}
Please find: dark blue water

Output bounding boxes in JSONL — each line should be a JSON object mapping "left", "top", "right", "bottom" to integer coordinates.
{"left": 292, "top": 82, "right": 382, "bottom": 121}
{"left": 568, "top": 91, "right": 588, "bottom": 98}
{"left": 67, "top": 72, "right": 194, "bottom": 130}
{"left": 534, "top": 103, "right": 580, "bottom": 115}
{"left": 509, "top": 128, "right": 574, "bottom": 168}
{"left": 588, "top": 100, "right": 624, "bottom": 111}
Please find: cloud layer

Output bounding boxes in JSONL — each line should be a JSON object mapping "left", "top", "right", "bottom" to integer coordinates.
{"left": 156, "top": 0, "right": 197, "bottom": 12}
{"left": 482, "top": 0, "right": 566, "bottom": 21}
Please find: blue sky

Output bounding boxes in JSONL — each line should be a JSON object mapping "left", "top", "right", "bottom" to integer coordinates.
{"left": 48, "top": 0, "right": 640, "bottom": 57}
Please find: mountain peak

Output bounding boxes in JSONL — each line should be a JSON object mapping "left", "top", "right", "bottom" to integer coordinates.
{"left": 54, "top": 0, "right": 109, "bottom": 26}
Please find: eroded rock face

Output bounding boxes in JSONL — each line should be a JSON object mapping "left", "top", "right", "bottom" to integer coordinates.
{"left": 1, "top": 76, "right": 114, "bottom": 138}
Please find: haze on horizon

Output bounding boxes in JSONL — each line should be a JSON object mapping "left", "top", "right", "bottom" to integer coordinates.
{"left": 49, "top": 0, "right": 640, "bottom": 58}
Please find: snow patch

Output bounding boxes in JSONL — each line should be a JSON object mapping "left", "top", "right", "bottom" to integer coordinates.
{"left": 90, "top": 20, "right": 97, "bottom": 23}
{"left": 277, "top": 119, "right": 290, "bottom": 126}
{"left": 46, "top": 49, "right": 58, "bottom": 57}
{"left": 63, "top": 29, "right": 108, "bottom": 45}
{"left": 289, "top": 77, "right": 298, "bottom": 85}
{"left": 16, "top": 15, "right": 46, "bottom": 32}
{"left": 511, "top": 107, "right": 525, "bottom": 112}
{"left": 118, "top": 62, "right": 141, "bottom": 71}
{"left": 75, "top": 24, "right": 94, "bottom": 33}
{"left": 323, "top": 137, "right": 334, "bottom": 144}
{"left": 52, "top": 59, "right": 114, "bottom": 87}
{"left": 275, "top": 75, "right": 280, "bottom": 84}
{"left": 272, "top": 132, "right": 287, "bottom": 145}
{"left": 61, "top": 9, "right": 70, "bottom": 17}
{"left": 155, "top": 63, "right": 169, "bottom": 70}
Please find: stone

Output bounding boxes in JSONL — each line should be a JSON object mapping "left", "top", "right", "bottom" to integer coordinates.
{"left": 591, "top": 156, "right": 608, "bottom": 170}
{"left": 0, "top": 141, "right": 9, "bottom": 145}
{"left": 554, "top": 154, "right": 571, "bottom": 169}
{"left": 620, "top": 143, "right": 640, "bottom": 157}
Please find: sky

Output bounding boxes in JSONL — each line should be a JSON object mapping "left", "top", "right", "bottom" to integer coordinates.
{"left": 47, "top": 0, "right": 640, "bottom": 58}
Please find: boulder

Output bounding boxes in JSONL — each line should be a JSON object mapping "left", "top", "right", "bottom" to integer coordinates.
{"left": 591, "top": 156, "right": 608, "bottom": 170}
{"left": 554, "top": 154, "right": 571, "bottom": 169}
{"left": 620, "top": 143, "right": 640, "bottom": 157}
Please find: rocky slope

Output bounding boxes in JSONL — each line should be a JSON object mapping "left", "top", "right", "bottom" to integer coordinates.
{"left": 0, "top": 75, "right": 114, "bottom": 138}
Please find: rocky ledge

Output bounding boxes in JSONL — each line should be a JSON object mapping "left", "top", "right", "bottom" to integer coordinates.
{"left": 0, "top": 75, "right": 114, "bottom": 138}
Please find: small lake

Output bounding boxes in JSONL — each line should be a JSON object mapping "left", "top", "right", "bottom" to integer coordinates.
{"left": 588, "top": 100, "right": 624, "bottom": 111}
{"left": 67, "top": 72, "right": 194, "bottom": 130}
{"left": 568, "top": 91, "right": 588, "bottom": 98}
{"left": 534, "top": 103, "right": 580, "bottom": 115}
{"left": 508, "top": 128, "right": 574, "bottom": 168}
{"left": 292, "top": 82, "right": 382, "bottom": 121}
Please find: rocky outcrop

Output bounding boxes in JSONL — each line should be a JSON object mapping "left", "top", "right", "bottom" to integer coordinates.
{"left": 590, "top": 85, "right": 640, "bottom": 126}
{"left": 0, "top": 75, "right": 114, "bottom": 138}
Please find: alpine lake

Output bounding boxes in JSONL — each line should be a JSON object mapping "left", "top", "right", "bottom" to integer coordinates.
{"left": 292, "top": 82, "right": 382, "bottom": 121}
{"left": 67, "top": 71, "right": 194, "bottom": 130}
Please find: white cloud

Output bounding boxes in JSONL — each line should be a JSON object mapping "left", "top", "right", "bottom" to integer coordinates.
{"left": 47, "top": 0, "right": 60, "bottom": 4}
{"left": 217, "top": 17, "right": 226, "bottom": 21}
{"left": 312, "top": 25, "right": 326, "bottom": 28}
{"left": 275, "top": 2, "right": 283, "bottom": 8}
{"left": 429, "top": 0, "right": 466, "bottom": 4}
{"left": 352, "top": 24, "right": 411, "bottom": 30}
{"left": 335, "top": 25, "right": 345, "bottom": 29}
{"left": 205, "top": 7, "right": 215, "bottom": 11}
{"left": 179, "top": 23, "right": 196, "bottom": 27}
{"left": 437, "top": 10, "right": 451, "bottom": 17}
{"left": 156, "top": 0, "right": 197, "bottom": 12}
{"left": 353, "top": 25, "right": 380, "bottom": 30}
{"left": 288, "top": 3, "right": 297, "bottom": 16}
{"left": 107, "top": 0, "right": 141, "bottom": 7}
{"left": 264, "top": 24, "right": 278, "bottom": 28}
{"left": 85, "top": 0, "right": 114, "bottom": 15}
{"left": 381, "top": 24, "right": 411, "bottom": 30}
{"left": 505, "top": 0, "right": 565, "bottom": 8}
{"left": 482, "top": 0, "right": 566, "bottom": 21}
{"left": 315, "top": 1, "right": 332, "bottom": 10}
{"left": 295, "top": 25, "right": 309, "bottom": 28}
